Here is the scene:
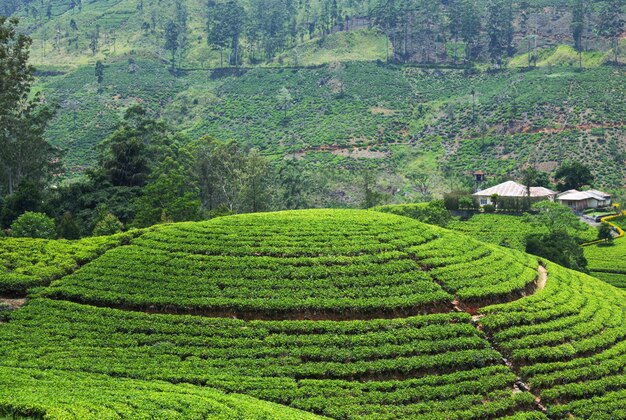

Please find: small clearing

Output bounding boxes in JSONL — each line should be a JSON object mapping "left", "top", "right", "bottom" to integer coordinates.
{"left": 370, "top": 107, "right": 395, "bottom": 116}
{"left": 0, "top": 297, "right": 27, "bottom": 310}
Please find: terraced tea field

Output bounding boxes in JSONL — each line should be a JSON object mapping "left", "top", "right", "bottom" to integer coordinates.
{"left": 438, "top": 213, "right": 596, "bottom": 251}
{"left": 2, "top": 209, "right": 626, "bottom": 418}
{"left": 585, "top": 238, "right": 626, "bottom": 290}
{"left": 0, "top": 232, "right": 138, "bottom": 295}
{"left": 41, "top": 210, "right": 539, "bottom": 315}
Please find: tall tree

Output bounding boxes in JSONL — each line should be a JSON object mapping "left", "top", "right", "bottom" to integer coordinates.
{"left": 0, "top": 17, "right": 58, "bottom": 196}
{"left": 597, "top": 0, "right": 625, "bottom": 65}
{"left": 554, "top": 161, "right": 594, "bottom": 191}
{"left": 164, "top": 20, "right": 180, "bottom": 71}
{"left": 371, "top": 0, "right": 398, "bottom": 63}
{"left": 132, "top": 165, "right": 201, "bottom": 227}
{"left": 447, "top": 0, "right": 463, "bottom": 63}
{"left": 239, "top": 148, "right": 271, "bottom": 213}
{"left": 276, "top": 159, "right": 310, "bottom": 210}
{"left": 571, "top": 0, "right": 586, "bottom": 69}
{"left": 174, "top": 0, "right": 188, "bottom": 66}
{"left": 276, "top": 86, "right": 293, "bottom": 120}
{"left": 208, "top": 1, "right": 246, "bottom": 66}
{"left": 521, "top": 167, "right": 550, "bottom": 208}
{"left": 190, "top": 138, "right": 246, "bottom": 212}
{"left": 95, "top": 60, "right": 104, "bottom": 93}
{"left": 459, "top": 0, "right": 481, "bottom": 63}
{"left": 99, "top": 106, "right": 179, "bottom": 187}
{"left": 486, "top": 0, "right": 513, "bottom": 68}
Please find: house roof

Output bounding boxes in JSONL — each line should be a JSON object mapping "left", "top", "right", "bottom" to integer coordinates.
{"left": 587, "top": 189, "right": 611, "bottom": 199}
{"left": 557, "top": 189, "right": 610, "bottom": 202}
{"left": 473, "top": 181, "right": 556, "bottom": 198}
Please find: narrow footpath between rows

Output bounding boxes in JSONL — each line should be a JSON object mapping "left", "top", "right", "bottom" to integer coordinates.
{"left": 463, "top": 263, "right": 549, "bottom": 416}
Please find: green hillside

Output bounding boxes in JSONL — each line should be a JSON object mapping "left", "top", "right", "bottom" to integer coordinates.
{"left": 2, "top": 209, "right": 626, "bottom": 417}
{"left": 9, "top": 0, "right": 625, "bottom": 70}
{"left": 37, "top": 59, "right": 626, "bottom": 189}
{"left": 1, "top": 367, "right": 324, "bottom": 419}
{"left": 7, "top": 0, "right": 624, "bottom": 192}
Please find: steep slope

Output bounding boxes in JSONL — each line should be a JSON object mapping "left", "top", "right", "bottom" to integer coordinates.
{"left": 3, "top": 210, "right": 626, "bottom": 417}
{"left": 37, "top": 60, "right": 626, "bottom": 188}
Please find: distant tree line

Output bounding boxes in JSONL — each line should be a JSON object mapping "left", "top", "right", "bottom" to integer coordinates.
{"left": 2, "top": 106, "right": 402, "bottom": 238}
{"left": 7, "top": 0, "right": 625, "bottom": 67}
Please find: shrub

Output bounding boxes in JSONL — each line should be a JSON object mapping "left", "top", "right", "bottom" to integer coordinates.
{"left": 57, "top": 212, "right": 81, "bottom": 240}
{"left": 444, "top": 193, "right": 460, "bottom": 211}
{"left": 458, "top": 196, "right": 476, "bottom": 210}
{"left": 483, "top": 204, "right": 496, "bottom": 213}
{"left": 10, "top": 212, "right": 56, "bottom": 239}
{"left": 525, "top": 230, "right": 588, "bottom": 273}
{"left": 598, "top": 223, "right": 614, "bottom": 244}
{"left": 92, "top": 213, "right": 123, "bottom": 236}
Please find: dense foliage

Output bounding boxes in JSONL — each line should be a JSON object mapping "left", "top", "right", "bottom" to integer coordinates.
{"left": 9, "top": 212, "right": 56, "bottom": 239}
{"left": 0, "top": 17, "right": 57, "bottom": 197}
{"left": 0, "top": 367, "right": 322, "bottom": 419}
{"left": 28, "top": 58, "right": 626, "bottom": 205}
{"left": 7, "top": 0, "right": 625, "bottom": 68}
{"left": 371, "top": 201, "right": 452, "bottom": 227}
{"left": 0, "top": 298, "right": 539, "bottom": 418}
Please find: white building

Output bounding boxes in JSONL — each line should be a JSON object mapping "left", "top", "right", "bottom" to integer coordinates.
{"left": 557, "top": 189, "right": 612, "bottom": 211}
{"left": 473, "top": 181, "right": 556, "bottom": 207}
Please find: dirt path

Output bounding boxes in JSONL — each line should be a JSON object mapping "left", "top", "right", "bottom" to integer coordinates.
{"left": 468, "top": 265, "right": 549, "bottom": 416}
{"left": 536, "top": 265, "right": 548, "bottom": 291}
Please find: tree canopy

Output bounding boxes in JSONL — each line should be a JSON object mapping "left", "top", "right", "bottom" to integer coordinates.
{"left": 554, "top": 161, "right": 594, "bottom": 191}
{"left": 0, "top": 17, "right": 57, "bottom": 196}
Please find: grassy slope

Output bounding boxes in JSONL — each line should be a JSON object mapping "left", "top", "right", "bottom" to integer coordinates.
{"left": 1, "top": 366, "right": 324, "bottom": 419}
{"left": 274, "top": 29, "right": 389, "bottom": 66}
{"left": 445, "top": 212, "right": 626, "bottom": 291}
{"left": 38, "top": 59, "right": 626, "bottom": 190}
{"left": 0, "top": 210, "right": 543, "bottom": 417}
{"left": 446, "top": 213, "right": 598, "bottom": 251}
{"left": 17, "top": 0, "right": 375, "bottom": 69}
{"left": 16, "top": 0, "right": 626, "bottom": 70}
{"left": 508, "top": 42, "right": 626, "bottom": 68}
{"left": 0, "top": 232, "right": 138, "bottom": 295}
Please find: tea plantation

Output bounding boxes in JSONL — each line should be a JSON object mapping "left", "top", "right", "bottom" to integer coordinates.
{"left": 447, "top": 213, "right": 598, "bottom": 251}
{"left": 2, "top": 209, "right": 626, "bottom": 417}
{"left": 37, "top": 58, "right": 626, "bottom": 189}
{"left": 0, "top": 231, "right": 139, "bottom": 295}
{"left": 585, "top": 237, "right": 626, "bottom": 289}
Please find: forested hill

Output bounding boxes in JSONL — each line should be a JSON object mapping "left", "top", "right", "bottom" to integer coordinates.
{"left": 6, "top": 0, "right": 626, "bottom": 68}
{"left": 2, "top": 0, "right": 626, "bottom": 201}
